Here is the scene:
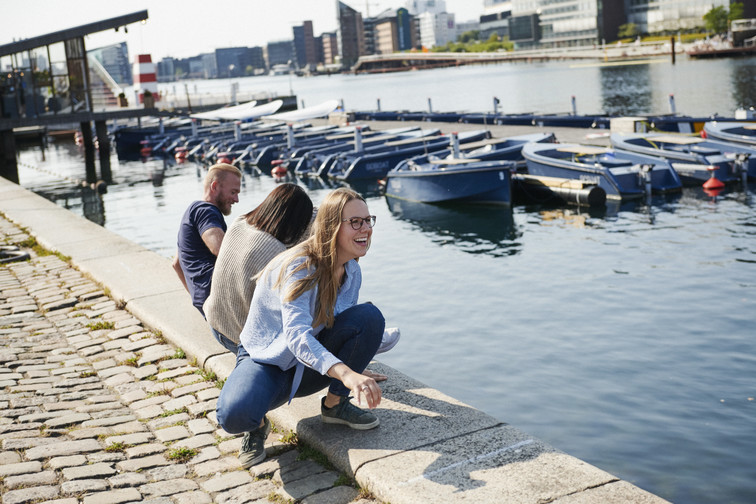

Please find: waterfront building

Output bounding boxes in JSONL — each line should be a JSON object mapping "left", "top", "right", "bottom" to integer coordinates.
{"left": 321, "top": 32, "right": 339, "bottom": 65}
{"left": 293, "top": 21, "right": 318, "bottom": 71}
{"left": 480, "top": 0, "right": 512, "bottom": 40}
{"left": 337, "top": 0, "right": 366, "bottom": 67}
{"left": 405, "top": 0, "right": 447, "bottom": 16}
{"left": 367, "top": 8, "right": 419, "bottom": 54}
{"left": 157, "top": 57, "right": 175, "bottom": 82}
{"left": 186, "top": 54, "right": 217, "bottom": 79}
{"left": 626, "top": 0, "right": 730, "bottom": 34}
{"left": 266, "top": 40, "right": 296, "bottom": 68}
{"left": 418, "top": 11, "right": 458, "bottom": 48}
{"left": 248, "top": 47, "right": 267, "bottom": 74}
{"left": 215, "top": 47, "right": 252, "bottom": 78}
{"left": 509, "top": 0, "right": 625, "bottom": 48}
{"left": 88, "top": 42, "right": 132, "bottom": 86}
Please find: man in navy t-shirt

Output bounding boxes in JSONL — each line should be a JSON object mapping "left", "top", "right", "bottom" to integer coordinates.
{"left": 173, "top": 163, "right": 242, "bottom": 316}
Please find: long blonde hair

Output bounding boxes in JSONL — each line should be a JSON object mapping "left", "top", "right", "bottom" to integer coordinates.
{"left": 274, "top": 188, "right": 365, "bottom": 328}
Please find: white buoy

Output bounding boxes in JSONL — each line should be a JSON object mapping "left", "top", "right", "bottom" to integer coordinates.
{"left": 286, "top": 124, "right": 295, "bottom": 148}
{"left": 354, "top": 127, "right": 363, "bottom": 152}
{"left": 451, "top": 132, "right": 460, "bottom": 158}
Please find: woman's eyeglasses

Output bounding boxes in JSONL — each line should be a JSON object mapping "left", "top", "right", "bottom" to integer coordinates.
{"left": 342, "top": 216, "right": 377, "bottom": 230}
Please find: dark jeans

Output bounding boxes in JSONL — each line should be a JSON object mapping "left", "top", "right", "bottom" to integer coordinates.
{"left": 210, "top": 326, "right": 238, "bottom": 353}
{"left": 216, "top": 303, "right": 384, "bottom": 434}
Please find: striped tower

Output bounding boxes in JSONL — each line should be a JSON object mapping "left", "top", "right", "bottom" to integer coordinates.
{"left": 133, "top": 54, "right": 159, "bottom": 104}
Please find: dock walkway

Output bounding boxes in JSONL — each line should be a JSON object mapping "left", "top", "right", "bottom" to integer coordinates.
{"left": 0, "top": 176, "right": 668, "bottom": 504}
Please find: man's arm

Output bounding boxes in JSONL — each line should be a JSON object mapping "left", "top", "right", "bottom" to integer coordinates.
{"left": 172, "top": 254, "right": 189, "bottom": 292}
{"left": 201, "top": 227, "right": 225, "bottom": 256}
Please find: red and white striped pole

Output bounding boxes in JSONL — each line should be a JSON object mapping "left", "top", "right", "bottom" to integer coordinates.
{"left": 133, "top": 54, "right": 159, "bottom": 104}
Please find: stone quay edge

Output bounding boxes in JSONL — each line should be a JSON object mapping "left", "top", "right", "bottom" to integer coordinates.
{"left": 0, "top": 166, "right": 668, "bottom": 503}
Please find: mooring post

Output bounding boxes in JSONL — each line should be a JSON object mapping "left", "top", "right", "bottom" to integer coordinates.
{"left": 80, "top": 121, "right": 97, "bottom": 185}
{"left": 94, "top": 120, "right": 111, "bottom": 183}
{"left": 0, "top": 129, "right": 19, "bottom": 184}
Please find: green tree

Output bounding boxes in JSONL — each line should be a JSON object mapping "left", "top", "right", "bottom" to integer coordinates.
{"left": 728, "top": 2, "right": 744, "bottom": 21}
{"left": 457, "top": 30, "right": 480, "bottom": 43}
{"left": 617, "top": 23, "right": 640, "bottom": 39}
{"left": 703, "top": 6, "right": 729, "bottom": 33}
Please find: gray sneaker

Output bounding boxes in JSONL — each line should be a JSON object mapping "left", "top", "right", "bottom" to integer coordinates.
{"left": 321, "top": 396, "right": 380, "bottom": 430}
{"left": 239, "top": 417, "right": 271, "bottom": 469}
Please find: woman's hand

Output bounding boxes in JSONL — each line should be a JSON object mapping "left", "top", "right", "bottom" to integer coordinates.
{"left": 328, "top": 363, "right": 382, "bottom": 409}
{"left": 362, "top": 369, "right": 388, "bottom": 382}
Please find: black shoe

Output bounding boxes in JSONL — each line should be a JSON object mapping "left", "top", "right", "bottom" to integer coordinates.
{"left": 239, "top": 417, "right": 271, "bottom": 469}
{"left": 321, "top": 396, "right": 379, "bottom": 430}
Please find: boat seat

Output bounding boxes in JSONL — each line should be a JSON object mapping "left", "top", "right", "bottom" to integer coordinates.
{"left": 597, "top": 156, "right": 633, "bottom": 167}
{"left": 429, "top": 158, "right": 482, "bottom": 165}
{"left": 689, "top": 146, "right": 721, "bottom": 155}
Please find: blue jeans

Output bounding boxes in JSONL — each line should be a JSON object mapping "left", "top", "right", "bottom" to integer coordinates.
{"left": 211, "top": 326, "right": 238, "bottom": 354}
{"left": 216, "top": 303, "right": 384, "bottom": 434}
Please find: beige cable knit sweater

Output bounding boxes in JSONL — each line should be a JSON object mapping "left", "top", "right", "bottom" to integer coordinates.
{"left": 204, "top": 216, "right": 286, "bottom": 344}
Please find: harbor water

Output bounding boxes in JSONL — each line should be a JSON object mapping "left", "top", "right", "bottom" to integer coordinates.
{"left": 14, "top": 59, "right": 756, "bottom": 504}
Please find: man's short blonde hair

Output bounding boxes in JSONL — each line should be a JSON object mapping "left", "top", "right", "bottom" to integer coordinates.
{"left": 204, "top": 163, "right": 242, "bottom": 190}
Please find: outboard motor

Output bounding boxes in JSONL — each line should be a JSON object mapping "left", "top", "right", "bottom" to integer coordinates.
{"left": 733, "top": 152, "right": 750, "bottom": 186}
{"left": 640, "top": 164, "right": 654, "bottom": 199}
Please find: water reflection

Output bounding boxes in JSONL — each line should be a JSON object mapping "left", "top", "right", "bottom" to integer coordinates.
{"left": 599, "top": 64, "right": 652, "bottom": 115}
{"left": 730, "top": 60, "right": 756, "bottom": 110}
{"left": 385, "top": 197, "right": 521, "bottom": 257}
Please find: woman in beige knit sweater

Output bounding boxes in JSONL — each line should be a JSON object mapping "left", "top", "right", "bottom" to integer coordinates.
{"left": 204, "top": 183, "right": 314, "bottom": 353}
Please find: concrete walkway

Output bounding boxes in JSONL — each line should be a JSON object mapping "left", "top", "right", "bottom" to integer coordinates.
{"left": 0, "top": 175, "right": 669, "bottom": 503}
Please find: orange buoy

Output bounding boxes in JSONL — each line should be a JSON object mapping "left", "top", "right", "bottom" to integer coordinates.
{"left": 702, "top": 165, "right": 725, "bottom": 190}
{"left": 175, "top": 147, "right": 187, "bottom": 162}
{"left": 272, "top": 165, "right": 287, "bottom": 178}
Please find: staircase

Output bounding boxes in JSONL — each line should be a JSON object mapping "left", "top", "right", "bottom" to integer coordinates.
{"left": 88, "top": 57, "right": 122, "bottom": 110}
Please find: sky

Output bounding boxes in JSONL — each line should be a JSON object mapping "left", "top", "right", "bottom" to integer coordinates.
{"left": 0, "top": 0, "right": 484, "bottom": 61}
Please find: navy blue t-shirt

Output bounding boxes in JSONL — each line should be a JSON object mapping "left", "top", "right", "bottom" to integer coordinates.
{"left": 177, "top": 201, "right": 226, "bottom": 315}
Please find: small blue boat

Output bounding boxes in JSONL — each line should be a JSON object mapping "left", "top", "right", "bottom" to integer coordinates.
{"left": 702, "top": 121, "right": 756, "bottom": 146}
{"left": 327, "top": 129, "right": 491, "bottom": 181}
{"left": 386, "top": 158, "right": 514, "bottom": 205}
{"left": 610, "top": 132, "right": 754, "bottom": 184}
{"left": 384, "top": 132, "right": 556, "bottom": 205}
{"left": 522, "top": 143, "right": 683, "bottom": 200}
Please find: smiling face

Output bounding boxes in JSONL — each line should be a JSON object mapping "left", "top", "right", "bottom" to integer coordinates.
{"left": 336, "top": 198, "right": 372, "bottom": 265}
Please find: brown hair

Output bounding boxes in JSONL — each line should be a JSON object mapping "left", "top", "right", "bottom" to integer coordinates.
{"left": 275, "top": 187, "right": 365, "bottom": 328}
{"left": 244, "top": 183, "right": 313, "bottom": 246}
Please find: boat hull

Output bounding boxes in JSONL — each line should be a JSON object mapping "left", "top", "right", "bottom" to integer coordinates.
{"left": 386, "top": 161, "right": 513, "bottom": 205}
{"left": 703, "top": 121, "right": 756, "bottom": 147}
{"left": 522, "top": 143, "right": 682, "bottom": 200}
{"left": 610, "top": 132, "right": 755, "bottom": 183}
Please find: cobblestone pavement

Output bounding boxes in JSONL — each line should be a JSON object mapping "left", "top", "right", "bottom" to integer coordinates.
{"left": 0, "top": 217, "right": 380, "bottom": 504}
